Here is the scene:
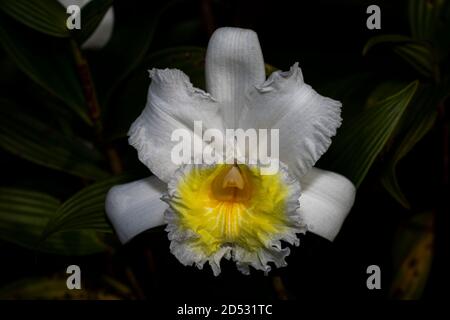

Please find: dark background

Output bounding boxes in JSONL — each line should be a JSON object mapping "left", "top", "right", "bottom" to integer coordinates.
{"left": 0, "top": 0, "right": 448, "bottom": 300}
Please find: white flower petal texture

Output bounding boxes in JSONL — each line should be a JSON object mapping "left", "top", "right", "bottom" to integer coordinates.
{"left": 106, "top": 27, "right": 356, "bottom": 275}
{"left": 105, "top": 176, "right": 167, "bottom": 243}
{"left": 240, "top": 63, "right": 342, "bottom": 179}
{"left": 129, "top": 69, "right": 223, "bottom": 183}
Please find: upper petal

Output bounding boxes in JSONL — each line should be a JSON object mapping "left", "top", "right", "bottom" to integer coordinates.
{"left": 205, "top": 27, "right": 265, "bottom": 128}
{"left": 105, "top": 176, "right": 168, "bottom": 243}
{"left": 239, "top": 63, "right": 342, "bottom": 179}
{"left": 298, "top": 167, "right": 356, "bottom": 241}
{"left": 128, "top": 68, "right": 223, "bottom": 183}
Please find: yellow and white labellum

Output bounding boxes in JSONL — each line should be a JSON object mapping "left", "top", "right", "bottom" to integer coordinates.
{"left": 105, "top": 27, "right": 357, "bottom": 276}
{"left": 164, "top": 163, "right": 305, "bottom": 275}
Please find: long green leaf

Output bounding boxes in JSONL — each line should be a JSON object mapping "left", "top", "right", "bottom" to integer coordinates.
{"left": 0, "top": 0, "right": 69, "bottom": 37}
{"left": 393, "top": 43, "right": 434, "bottom": 78}
{"left": 324, "top": 81, "right": 419, "bottom": 187}
{"left": 363, "top": 34, "right": 415, "bottom": 56}
{"left": 408, "top": 0, "right": 445, "bottom": 41}
{"left": 408, "top": 0, "right": 450, "bottom": 65}
{"left": 0, "top": 100, "right": 108, "bottom": 180}
{"left": 41, "top": 175, "right": 135, "bottom": 239}
{"left": 381, "top": 85, "right": 439, "bottom": 208}
{"left": 0, "top": 12, "right": 90, "bottom": 124}
{"left": 0, "top": 188, "right": 105, "bottom": 255}
{"left": 363, "top": 34, "right": 434, "bottom": 78}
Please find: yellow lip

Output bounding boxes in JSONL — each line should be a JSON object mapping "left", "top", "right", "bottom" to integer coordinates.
{"left": 168, "top": 164, "right": 293, "bottom": 256}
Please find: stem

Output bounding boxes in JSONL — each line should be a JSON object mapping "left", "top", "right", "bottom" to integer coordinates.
{"left": 272, "top": 275, "right": 289, "bottom": 300}
{"left": 70, "top": 40, "right": 101, "bottom": 130}
{"left": 125, "top": 267, "right": 145, "bottom": 299}
{"left": 106, "top": 147, "right": 124, "bottom": 175}
{"left": 70, "top": 40, "right": 123, "bottom": 174}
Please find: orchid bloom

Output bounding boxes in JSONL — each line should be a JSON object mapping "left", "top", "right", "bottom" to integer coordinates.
{"left": 106, "top": 27, "right": 356, "bottom": 275}
{"left": 58, "top": 0, "right": 114, "bottom": 49}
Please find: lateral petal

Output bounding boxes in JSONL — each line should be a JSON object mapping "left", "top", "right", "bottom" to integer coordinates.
{"left": 299, "top": 167, "right": 356, "bottom": 241}
{"left": 105, "top": 176, "right": 168, "bottom": 243}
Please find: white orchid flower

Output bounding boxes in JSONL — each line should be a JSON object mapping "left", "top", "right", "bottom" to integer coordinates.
{"left": 106, "top": 27, "right": 356, "bottom": 276}
{"left": 58, "top": 0, "right": 114, "bottom": 49}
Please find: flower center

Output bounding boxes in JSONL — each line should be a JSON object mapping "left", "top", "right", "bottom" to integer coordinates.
{"left": 211, "top": 165, "right": 252, "bottom": 202}
{"left": 167, "top": 163, "right": 298, "bottom": 255}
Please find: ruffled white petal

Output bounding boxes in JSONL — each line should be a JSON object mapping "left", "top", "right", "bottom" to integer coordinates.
{"left": 58, "top": 0, "right": 114, "bottom": 49}
{"left": 239, "top": 63, "right": 342, "bottom": 179}
{"left": 298, "top": 167, "right": 356, "bottom": 241}
{"left": 128, "top": 68, "right": 223, "bottom": 183}
{"left": 105, "top": 176, "right": 168, "bottom": 243}
{"left": 205, "top": 27, "right": 265, "bottom": 128}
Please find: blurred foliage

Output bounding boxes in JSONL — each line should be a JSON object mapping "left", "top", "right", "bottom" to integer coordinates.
{"left": 0, "top": 274, "right": 134, "bottom": 299}
{"left": 40, "top": 174, "right": 135, "bottom": 239}
{"left": 0, "top": 0, "right": 70, "bottom": 38}
{"left": 0, "top": 187, "right": 105, "bottom": 255}
{"left": 326, "top": 80, "right": 419, "bottom": 187}
{"left": 0, "top": 0, "right": 448, "bottom": 300}
{"left": 389, "top": 212, "right": 434, "bottom": 300}
{"left": 0, "top": 99, "right": 108, "bottom": 179}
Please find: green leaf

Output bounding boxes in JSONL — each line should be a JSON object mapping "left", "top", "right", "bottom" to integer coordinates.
{"left": 0, "top": 188, "right": 105, "bottom": 255}
{"left": 74, "top": 0, "right": 113, "bottom": 44}
{"left": 407, "top": 0, "right": 450, "bottom": 70}
{"left": 392, "top": 43, "right": 434, "bottom": 78}
{"left": 0, "top": 12, "right": 90, "bottom": 124}
{"left": 0, "top": 0, "right": 69, "bottom": 38}
{"left": 365, "top": 81, "right": 410, "bottom": 110}
{"left": 41, "top": 174, "right": 135, "bottom": 240}
{"left": 390, "top": 212, "right": 434, "bottom": 299}
{"left": 324, "top": 81, "right": 419, "bottom": 187}
{"left": 408, "top": 0, "right": 445, "bottom": 41}
{"left": 363, "top": 34, "right": 415, "bottom": 56}
{"left": 363, "top": 34, "right": 434, "bottom": 78}
{"left": 381, "top": 85, "right": 439, "bottom": 208}
{"left": 0, "top": 99, "right": 108, "bottom": 180}
{"left": 0, "top": 276, "right": 130, "bottom": 299}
